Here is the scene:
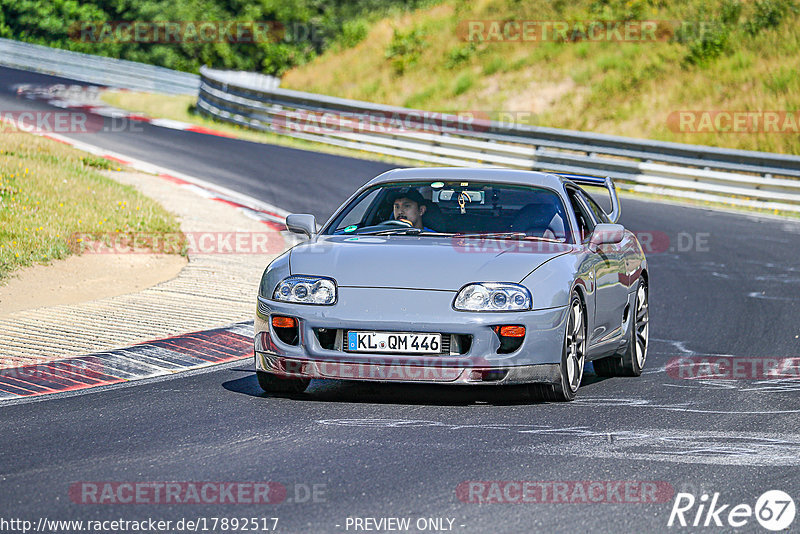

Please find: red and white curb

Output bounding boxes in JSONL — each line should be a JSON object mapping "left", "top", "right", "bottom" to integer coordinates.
{"left": 0, "top": 322, "right": 254, "bottom": 400}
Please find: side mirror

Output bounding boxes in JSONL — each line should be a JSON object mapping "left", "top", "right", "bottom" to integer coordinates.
{"left": 285, "top": 214, "right": 317, "bottom": 238}
{"left": 589, "top": 223, "right": 625, "bottom": 249}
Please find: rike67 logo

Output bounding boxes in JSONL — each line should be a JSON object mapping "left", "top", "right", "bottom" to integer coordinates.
{"left": 668, "top": 490, "right": 795, "bottom": 531}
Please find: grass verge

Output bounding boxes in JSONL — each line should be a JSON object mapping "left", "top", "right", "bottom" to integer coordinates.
{"left": 0, "top": 131, "right": 180, "bottom": 281}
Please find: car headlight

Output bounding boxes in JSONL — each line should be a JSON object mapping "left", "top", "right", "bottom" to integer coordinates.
{"left": 453, "top": 283, "right": 531, "bottom": 312}
{"left": 273, "top": 275, "right": 337, "bottom": 305}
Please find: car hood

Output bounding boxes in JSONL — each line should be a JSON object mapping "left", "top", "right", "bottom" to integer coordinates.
{"left": 288, "top": 235, "right": 573, "bottom": 290}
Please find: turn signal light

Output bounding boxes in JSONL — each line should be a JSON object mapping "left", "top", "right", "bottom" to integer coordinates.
{"left": 272, "top": 316, "right": 297, "bottom": 328}
{"left": 498, "top": 325, "right": 525, "bottom": 338}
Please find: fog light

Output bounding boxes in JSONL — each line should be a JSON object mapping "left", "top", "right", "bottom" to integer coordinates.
{"left": 499, "top": 325, "right": 525, "bottom": 337}
{"left": 271, "top": 315, "right": 299, "bottom": 346}
{"left": 272, "top": 316, "right": 297, "bottom": 328}
{"left": 492, "top": 325, "right": 525, "bottom": 354}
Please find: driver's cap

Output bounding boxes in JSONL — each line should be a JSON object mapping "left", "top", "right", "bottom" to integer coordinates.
{"left": 387, "top": 187, "right": 426, "bottom": 206}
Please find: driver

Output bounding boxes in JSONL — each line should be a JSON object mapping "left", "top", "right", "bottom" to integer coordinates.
{"left": 387, "top": 188, "right": 434, "bottom": 232}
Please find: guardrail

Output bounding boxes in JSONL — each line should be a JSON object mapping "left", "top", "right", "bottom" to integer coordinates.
{"left": 198, "top": 66, "right": 800, "bottom": 213}
{"left": 0, "top": 38, "right": 199, "bottom": 94}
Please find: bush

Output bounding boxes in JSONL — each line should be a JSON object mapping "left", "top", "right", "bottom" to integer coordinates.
{"left": 339, "top": 18, "right": 369, "bottom": 48}
{"left": 384, "top": 27, "right": 427, "bottom": 75}
{"left": 681, "top": 20, "right": 731, "bottom": 65}
{"left": 745, "top": 0, "right": 797, "bottom": 35}
{"left": 445, "top": 43, "right": 476, "bottom": 69}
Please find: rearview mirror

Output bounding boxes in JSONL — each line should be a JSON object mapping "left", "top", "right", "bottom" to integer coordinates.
{"left": 285, "top": 214, "right": 316, "bottom": 238}
{"left": 589, "top": 223, "right": 624, "bottom": 249}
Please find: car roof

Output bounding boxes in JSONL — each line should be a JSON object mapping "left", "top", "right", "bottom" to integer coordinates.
{"left": 364, "top": 167, "right": 567, "bottom": 190}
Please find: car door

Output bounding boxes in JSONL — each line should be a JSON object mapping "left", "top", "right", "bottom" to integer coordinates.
{"left": 566, "top": 187, "right": 624, "bottom": 344}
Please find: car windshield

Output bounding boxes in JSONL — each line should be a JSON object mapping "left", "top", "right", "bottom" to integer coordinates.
{"left": 324, "top": 181, "right": 572, "bottom": 242}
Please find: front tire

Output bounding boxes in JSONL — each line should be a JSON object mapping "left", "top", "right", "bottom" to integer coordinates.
{"left": 594, "top": 279, "right": 649, "bottom": 377}
{"left": 256, "top": 371, "right": 310, "bottom": 394}
{"left": 532, "top": 292, "right": 586, "bottom": 402}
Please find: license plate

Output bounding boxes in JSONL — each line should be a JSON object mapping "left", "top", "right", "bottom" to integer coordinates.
{"left": 347, "top": 331, "right": 442, "bottom": 353}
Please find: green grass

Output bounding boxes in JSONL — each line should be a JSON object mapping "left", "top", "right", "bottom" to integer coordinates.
{"left": 0, "top": 132, "right": 180, "bottom": 280}
{"left": 452, "top": 72, "right": 475, "bottom": 95}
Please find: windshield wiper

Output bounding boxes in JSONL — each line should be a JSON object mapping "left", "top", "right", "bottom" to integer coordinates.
{"left": 359, "top": 227, "right": 423, "bottom": 235}
{"left": 456, "top": 232, "right": 562, "bottom": 242}
{"left": 456, "top": 232, "right": 527, "bottom": 239}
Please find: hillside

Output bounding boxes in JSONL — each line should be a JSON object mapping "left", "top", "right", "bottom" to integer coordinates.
{"left": 282, "top": 0, "right": 800, "bottom": 154}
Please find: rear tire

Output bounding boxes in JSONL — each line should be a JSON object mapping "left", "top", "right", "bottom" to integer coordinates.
{"left": 594, "top": 279, "right": 649, "bottom": 377}
{"left": 531, "top": 292, "right": 586, "bottom": 402}
{"left": 256, "top": 371, "right": 310, "bottom": 394}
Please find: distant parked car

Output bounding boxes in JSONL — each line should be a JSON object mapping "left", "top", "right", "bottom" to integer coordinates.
{"left": 255, "top": 168, "right": 649, "bottom": 401}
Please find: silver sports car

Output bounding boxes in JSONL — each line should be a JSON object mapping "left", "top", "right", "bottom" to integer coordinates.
{"left": 255, "top": 168, "right": 649, "bottom": 401}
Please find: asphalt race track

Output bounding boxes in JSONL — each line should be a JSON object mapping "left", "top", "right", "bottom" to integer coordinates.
{"left": 1, "top": 65, "right": 799, "bottom": 533}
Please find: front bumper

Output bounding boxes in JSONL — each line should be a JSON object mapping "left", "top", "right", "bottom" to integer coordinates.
{"left": 254, "top": 287, "right": 568, "bottom": 385}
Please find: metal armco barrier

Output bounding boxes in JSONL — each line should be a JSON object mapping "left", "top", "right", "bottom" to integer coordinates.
{"left": 198, "top": 66, "right": 800, "bottom": 213}
{"left": 0, "top": 38, "right": 199, "bottom": 94}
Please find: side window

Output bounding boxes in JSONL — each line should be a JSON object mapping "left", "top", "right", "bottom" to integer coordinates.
{"left": 582, "top": 192, "right": 610, "bottom": 223}
{"left": 567, "top": 189, "right": 596, "bottom": 242}
{"left": 333, "top": 189, "right": 380, "bottom": 231}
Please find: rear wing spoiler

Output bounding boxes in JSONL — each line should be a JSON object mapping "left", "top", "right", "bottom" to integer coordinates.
{"left": 557, "top": 174, "right": 621, "bottom": 223}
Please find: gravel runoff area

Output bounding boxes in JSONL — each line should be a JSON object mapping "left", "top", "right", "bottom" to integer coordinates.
{"left": 0, "top": 169, "right": 290, "bottom": 370}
